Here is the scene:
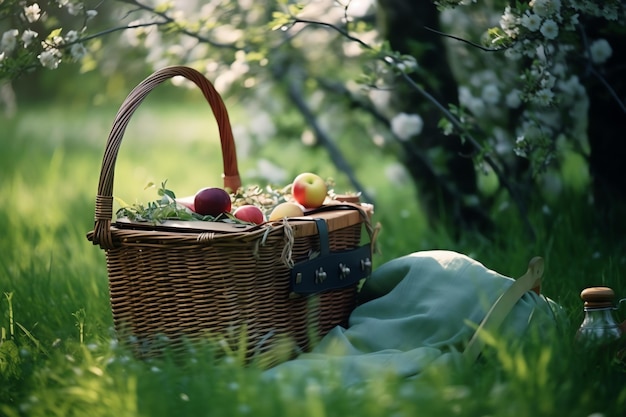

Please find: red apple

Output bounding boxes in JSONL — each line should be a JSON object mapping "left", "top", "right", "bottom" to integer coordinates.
{"left": 175, "top": 195, "right": 196, "bottom": 212}
{"left": 233, "top": 205, "right": 265, "bottom": 225}
{"left": 193, "top": 187, "right": 232, "bottom": 216}
{"left": 291, "top": 172, "right": 327, "bottom": 208}
{"left": 268, "top": 202, "right": 305, "bottom": 221}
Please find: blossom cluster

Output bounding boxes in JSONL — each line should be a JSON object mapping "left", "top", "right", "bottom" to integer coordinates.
{"left": 0, "top": 1, "right": 96, "bottom": 77}
{"left": 438, "top": 0, "right": 623, "bottom": 175}
{"left": 499, "top": 1, "right": 621, "bottom": 167}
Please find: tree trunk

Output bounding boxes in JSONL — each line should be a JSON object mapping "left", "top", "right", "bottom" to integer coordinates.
{"left": 585, "top": 22, "right": 626, "bottom": 239}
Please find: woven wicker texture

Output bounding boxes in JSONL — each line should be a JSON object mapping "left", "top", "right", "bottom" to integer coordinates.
{"left": 87, "top": 66, "right": 372, "bottom": 363}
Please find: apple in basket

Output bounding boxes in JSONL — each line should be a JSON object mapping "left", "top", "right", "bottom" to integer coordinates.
{"left": 233, "top": 205, "right": 265, "bottom": 225}
{"left": 193, "top": 187, "right": 232, "bottom": 216}
{"left": 291, "top": 172, "right": 328, "bottom": 208}
{"left": 268, "top": 202, "right": 304, "bottom": 221}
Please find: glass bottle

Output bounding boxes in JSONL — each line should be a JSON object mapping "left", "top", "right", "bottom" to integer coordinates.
{"left": 575, "top": 287, "right": 625, "bottom": 350}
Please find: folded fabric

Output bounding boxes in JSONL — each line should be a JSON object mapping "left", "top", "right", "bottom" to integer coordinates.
{"left": 263, "top": 250, "right": 561, "bottom": 385}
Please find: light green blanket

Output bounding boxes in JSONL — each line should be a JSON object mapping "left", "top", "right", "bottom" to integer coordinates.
{"left": 264, "top": 250, "right": 561, "bottom": 385}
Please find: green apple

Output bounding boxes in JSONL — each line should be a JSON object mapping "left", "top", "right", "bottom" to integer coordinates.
{"left": 291, "top": 172, "right": 327, "bottom": 208}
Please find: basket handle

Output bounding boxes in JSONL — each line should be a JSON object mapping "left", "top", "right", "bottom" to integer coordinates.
{"left": 91, "top": 65, "right": 241, "bottom": 249}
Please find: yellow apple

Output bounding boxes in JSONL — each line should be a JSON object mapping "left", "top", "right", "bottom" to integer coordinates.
{"left": 291, "top": 172, "right": 327, "bottom": 208}
{"left": 268, "top": 202, "right": 304, "bottom": 221}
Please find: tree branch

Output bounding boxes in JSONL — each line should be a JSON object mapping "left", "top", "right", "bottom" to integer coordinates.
{"left": 116, "top": 0, "right": 239, "bottom": 50}
{"left": 315, "top": 77, "right": 494, "bottom": 227}
{"left": 76, "top": 21, "right": 167, "bottom": 44}
{"left": 292, "top": 18, "right": 372, "bottom": 50}
{"left": 423, "top": 26, "right": 508, "bottom": 52}
{"left": 288, "top": 16, "right": 535, "bottom": 238}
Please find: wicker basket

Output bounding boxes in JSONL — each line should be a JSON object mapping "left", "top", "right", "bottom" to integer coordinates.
{"left": 87, "top": 66, "right": 374, "bottom": 364}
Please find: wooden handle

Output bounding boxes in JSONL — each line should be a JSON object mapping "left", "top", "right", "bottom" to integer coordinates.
{"left": 463, "top": 256, "right": 544, "bottom": 363}
{"left": 91, "top": 66, "right": 241, "bottom": 249}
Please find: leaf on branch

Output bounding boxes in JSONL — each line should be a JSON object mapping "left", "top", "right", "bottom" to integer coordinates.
{"left": 486, "top": 27, "right": 513, "bottom": 48}
{"left": 270, "top": 11, "right": 293, "bottom": 31}
{"left": 46, "top": 28, "right": 63, "bottom": 41}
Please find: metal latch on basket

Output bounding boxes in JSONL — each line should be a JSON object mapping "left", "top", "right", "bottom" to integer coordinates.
{"left": 290, "top": 218, "right": 372, "bottom": 295}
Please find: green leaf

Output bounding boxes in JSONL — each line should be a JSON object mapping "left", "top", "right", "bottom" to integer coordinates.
{"left": 15, "top": 322, "right": 48, "bottom": 356}
{"left": 47, "top": 28, "right": 63, "bottom": 41}
{"left": 270, "top": 11, "right": 293, "bottom": 31}
{"left": 114, "top": 196, "right": 131, "bottom": 208}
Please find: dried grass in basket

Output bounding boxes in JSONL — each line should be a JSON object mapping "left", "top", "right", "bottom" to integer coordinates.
{"left": 86, "top": 65, "right": 375, "bottom": 365}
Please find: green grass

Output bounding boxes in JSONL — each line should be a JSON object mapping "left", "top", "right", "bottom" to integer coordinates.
{"left": 1, "top": 101, "right": 625, "bottom": 417}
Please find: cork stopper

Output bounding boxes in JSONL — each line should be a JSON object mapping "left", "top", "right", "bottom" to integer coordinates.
{"left": 581, "top": 287, "right": 615, "bottom": 309}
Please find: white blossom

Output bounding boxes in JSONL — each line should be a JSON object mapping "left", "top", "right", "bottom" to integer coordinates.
{"left": 500, "top": 6, "right": 519, "bottom": 37}
{"left": 1, "top": 29, "right": 19, "bottom": 53}
{"left": 521, "top": 12, "right": 542, "bottom": 31}
{"left": 589, "top": 38, "right": 612, "bottom": 64}
{"left": 467, "top": 97, "right": 486, "bottom": 116}
{"left": 532, "top": 88, "right": 555, "bottom": 106}
{"left": 540, "top": 72, "right": 556, "bottom": 89}
{"left": 458, "top": 86, "right": 473, "bottom": 107}
{"left": 481, "top": 84, "right": 500, "bottom": 105}
{"left": 540, "top": 19, "right": 559, "bottom": 40}
{"left": 65, "top": 30, "right": 79, "bottom": 43}
{"left": 24, "top": 3, "right": 42, "bottom": 23}
{"left": 66, "top": 1, "right": 83, "bottom": 16}
{"left": 558, "top": 75, "right": 585, "bottom": 97}
{"left": 505, "top": 89, "right": 522, "bottom": 108}
{"left": 535, "top": 43, "right": 554, "bottom": 62}
{"left": 86, "top": 9, "right": 98, "bottom": 20}
{"left": 49, "top": 34, "right": 64, "bottom": 47}
{"left": 391, "top": 113, "right": 424, "bottom": 140}
{"left": 514, "top": 136, "right": 527, "bottom": 157}
{"left": 21, "top": 29, "right": 38, "bottom": 47}
{"left": 567, "top": 13, "right": 580, "bottom": 29}
{"left": 70, "top": 43, "right": 87, "bottom": 60}
{"left": 38, "top": 48, "right": 61, "bottom": 69}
